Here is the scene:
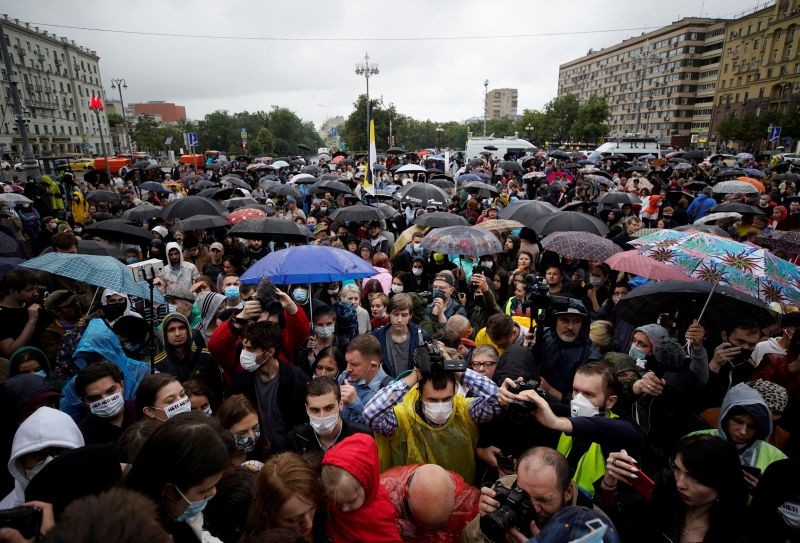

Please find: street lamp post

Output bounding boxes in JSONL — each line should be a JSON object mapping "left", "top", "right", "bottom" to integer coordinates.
{"left": 525, "top": 124, "right": 534, "bottom": 143}
{"left": 355, "top": 53, "right": 379, "bottom": 151}
{"left": 110, "top": 78, "right": 131, "bottom": 155}
{"left": 483, "top": 79, "right": 489, "bottom": 137}
{"left": 89, "top": 95, "right": 111, "bottom": 181}
{"left": 435, "top": 125, "right": 444, "bottom": 149}
{"left": 635, "top": 50, "right": 662, "bottom": 136}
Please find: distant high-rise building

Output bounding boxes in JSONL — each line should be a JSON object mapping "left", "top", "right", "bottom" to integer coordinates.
{"left": 0, "top": 15, "right": 112, "bottom": 158}
{"left": 131, "top": 101, "right": 187, "bottom": 124}
{"left": 484, "top": 88, "right": 518, "bottom": 120}
{"left": 558, "top": 17, "right": 726, "bottom": 147}
{"left": 319, "top": 116, "right": 344, "bottom": 148}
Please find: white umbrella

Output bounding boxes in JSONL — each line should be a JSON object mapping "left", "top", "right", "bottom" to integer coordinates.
{"left": 395, "top": 164, "right": 427, "bottom": 174}
{"left": 0, "top": 193, "right": 32, "bottom": 204}
{"left": 272, "top": 160, "right": 290, "bottom": 169}
{"left": 712, "top": 180, "right": 759, "bottom": 194}
{"left": 289, "top": 173, "right": 316, "bottom": 184}
{"left": 736, "top": 152, "right": 754, "bottom": 160}
{"left": 694, "top": 212, "right": 742, "bottom": 225}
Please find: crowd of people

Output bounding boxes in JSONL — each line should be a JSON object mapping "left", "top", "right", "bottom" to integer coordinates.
{"left": 0, "top": 147, "right": 797, "bottom": 543}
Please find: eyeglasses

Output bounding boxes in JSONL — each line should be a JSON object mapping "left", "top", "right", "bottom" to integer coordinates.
{"left": 470, "top": 360, "right": 497, "bottom": 369}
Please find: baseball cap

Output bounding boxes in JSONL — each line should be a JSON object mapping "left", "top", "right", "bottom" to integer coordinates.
{"left": 285, "top": 196, "right": 296, "bottom": 205}
{"left": 44, "top": 290, "right": 80, "bottom": 312}
{"left": 433, "top": 271, "right": 455, "bottom": 287}
{"left": 210, "top": 242, "right": 224, "bottom": 252}
{"left": 553, "top": 299, "right": 588, "bottom": 318}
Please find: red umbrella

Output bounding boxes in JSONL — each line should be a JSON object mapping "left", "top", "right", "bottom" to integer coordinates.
{"left": 226, "top": 207, "right": 266, "bottom": 225}
{"left": 332, "top": 155, "right": 345, "bottom": 165}
{"left": 605, "top": 250, "right": 692, "bottom": 282}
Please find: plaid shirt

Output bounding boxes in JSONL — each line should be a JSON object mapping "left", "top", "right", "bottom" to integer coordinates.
{"left": 363, "top": 368, "right": 501, "bottom": 436}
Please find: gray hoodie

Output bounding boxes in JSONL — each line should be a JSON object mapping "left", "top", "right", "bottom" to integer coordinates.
{"left": 717, "top": 383, "right": 772, "bottom": 466}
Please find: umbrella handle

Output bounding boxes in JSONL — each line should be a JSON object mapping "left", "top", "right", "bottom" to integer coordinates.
{"left": 688, "top": 280, "right": 718, "bottom": 356}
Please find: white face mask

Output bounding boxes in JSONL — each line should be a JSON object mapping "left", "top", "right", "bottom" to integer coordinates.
{"left": 589, "top": 276, "right": 602, "bottom": 287}
{"left": 480, "top": 260, "right": 493, "bottom": 269}
{"left": 308, "top": 411, "right": 340, "bottom": 436}
{"left": 162, "top": 395, "right": 192, "bottom": 419}
{"left": 612, "top": 295, "right": 621, "bottom": 303}
{"left": 25, "top": 455, "right": 55, "bottom": 481}
{"left": 201, "top": 404, "right": 213, "bottom": 417}
{"left": 315, "top": 324, "right": 335, "bottom": 338}
{"left": 240, "top": 350, "right": 265, "bottom": 372}
{"left": 570, "top": 393, "right": 600, "bottom": 418}
{"left": 89, "top": 392, "right": 124, "bottom": 418}
{"left": 412, "top": 267, "right": 423, "bottom": 276}
{"left": 423, "top": 400, "right": 453, "bottom": 425}
{"left": 391, "top": 284, "right": 404, "bottom": 294}
{"left": 778, "top": 501, "right": 800, "bottom": 529}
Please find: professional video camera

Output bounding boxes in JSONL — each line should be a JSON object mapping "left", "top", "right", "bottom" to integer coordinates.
{"left": 480, "top": 481, "right": 538, "bottom": 542}
{"left": 643, "top": 338, "right": 691, "bottom": 378}
{"left": 523, "top": 274, "right": 570, "bottom": 312}
{"left": 412, "top": 331, "right": 467, "bottom": 376}
{"left": 506, "top": 378, "right": 548, "bottom": 424}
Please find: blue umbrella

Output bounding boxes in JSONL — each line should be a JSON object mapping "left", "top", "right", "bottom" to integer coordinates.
{"left": 458, "top": 174, "right": 482, "bottom": 182}
{"left": 21, "top": 253, "right": 166, "bottom": 303}
{"left": 0, "top": 257, "right": 23, "bottom": 280}
{"left": 240, "top": 245, "right": 378, "bottom": 285}
{"left": 138, "top": 181, "right": 169, "bottom": 194}
{"left": 577, "top": 159, "right": 596, "bottom": 165}
{"left": 742, "top": 168, "right": 766, "bottom": 179}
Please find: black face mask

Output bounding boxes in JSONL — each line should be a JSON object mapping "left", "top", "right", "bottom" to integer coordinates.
{"left": 731, "top": 348, "right": 754, "bottom": 367}
{"left": 103, "top": 302, "right": 126, "bottom": 321}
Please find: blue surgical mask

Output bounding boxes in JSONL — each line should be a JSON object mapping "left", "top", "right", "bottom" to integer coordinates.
{"left": 628, "top": 345, "right": 647, "bottom": 361}
{"left": 34, "top": 370, "right": 47, "bottom": 379}
{"left": 224, "top": 285, "right": 240, "bottom": 300}
{"left": 126, "top": 256, "right": 138, "bottom": 264}
{"left": 292, "top": 288, "right": 308, "bottom": 303}
{"left": 175, "top": 486, "right": 213, "bottom": 522}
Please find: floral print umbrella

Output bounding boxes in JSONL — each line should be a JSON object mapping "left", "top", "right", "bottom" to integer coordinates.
{"left": 631, "top": 230, "right": 800, "bottom": 305}
{"left": 541, "top": 231, "right": 622, "bottom": 262}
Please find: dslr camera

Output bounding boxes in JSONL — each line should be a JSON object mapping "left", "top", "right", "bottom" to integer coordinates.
{"left": 523, "top": 274, "right": 570, "bottom": 312}
{"left": 480, "top": 481, "right": 537, "bottom": 542}
{"left": 506, "top": 378, "right": 548, "bottom": 424}
{"left": 412, "top": 331, "right": 467, "bottom": 376}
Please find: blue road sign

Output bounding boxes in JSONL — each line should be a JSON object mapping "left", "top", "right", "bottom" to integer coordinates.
{"left": 768, "top": 125, "right": 781, "bottom": 142}
{"left": 187, "top": 132, "right": 199, "bottom": 147}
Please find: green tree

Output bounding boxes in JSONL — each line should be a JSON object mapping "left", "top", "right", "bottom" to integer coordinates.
{"left": 107, "top": 112, "right": 125, "bottom": 128}
{"left": 266, "top": 107, "right": 323, "bottom": 156}
{"left": 515, "top": 109, "right": 549, "bottom": 146}
{"left": 156, "top": 125, "right": 184, "bottom": 154}
{"left": 571, "top": 94, "right": 610, "bottom": 144}
{"left": 130, "top": 115, "right": 161, "bottom": 154}
{"left": 543, "top": 94, "right": 580, "bottom": 142}
{"left": 251, "top": 127, "right": 276, "bottom": 156}
{"left": 197, "top": 110, "right": 239, "bottom": 154}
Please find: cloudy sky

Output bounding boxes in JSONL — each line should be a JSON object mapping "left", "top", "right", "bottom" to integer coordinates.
{"left": 6, "top": 0, "right": 766, "bottom": 128}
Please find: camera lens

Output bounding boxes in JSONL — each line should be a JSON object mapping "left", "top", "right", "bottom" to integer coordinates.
{"left": 480, "top": 508, "right": 517, "bottom": 543}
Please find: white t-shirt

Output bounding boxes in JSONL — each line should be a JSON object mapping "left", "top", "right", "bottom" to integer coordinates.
{"left": 752, "top": 337, "right": 786, "bottom": 367}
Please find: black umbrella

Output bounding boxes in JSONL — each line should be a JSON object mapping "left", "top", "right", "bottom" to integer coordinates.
{"left": 531, "top": 211, "right": 609, "bottom": 236}
{"left": 301, "top": 165, "right": 321, "bottom": 176}
{"left": 138, "top": 181, "right": 169, "bottom": 194}
{"left": 413, "top": 211, "right": 468, "bottom": 228}
{"left": 386, "top": 147, "right": 405, "bottom": 155}
{"left": 375, "top": 203, "right": 399, "bottom": 219}
{"left": 178, "top": 214, "right": 230, "bottom": 230}
{"left": 682, "top": 150, "right": 707, "bottom": 161}
{"left": 159, "top": 196, "right": 228, "bottom": 220}
{"left": 85, "top": 219, "right": 153, "bottom": 244}
{"left": 625, "top": 165, "right": 650, "bottom": 173}
{"left": 77, "top": 239, "right": 124, "bottom": 258}
{"left": 204, "top": 163, "right": 222, "bottom": 171}
{"left": 615, "top": 280, "right": 776, "bottom": 329}
{"left": 210, "top": 187, "right": 248, "bottom": 200}
{"left": 197, "top": 187, "right": 222, "bottom": 199}
{"left": 429, "top": 178, "right": 455, "bottom": 190}
{"left": 122, "top": 203, "right": 163, "bottom": 221}
{"left": 683, "top": 180, "right": 708, "bottom": 190}
{"left": 265, "top": 184, "right": 302, "bottom": 200}
{"left": 499, "top": 161, "right": 523, "bottom": 172}
{"left": 0, "top": 232, "right": 19, "bottom": 255}
{"left": 547, "top": 150, "right": 570, "bottom": 159}
{"left": 498, "top": 200, "right": 558, "bottom": 225}
{"left": 318, "top": 173, "right": 340, "bottom": 182}
{"left": 426, "top": 168, "right": 445, "bottom": 175}
{"left": 774, "top": 172, "right": 800, "bottom": 182}
{"left": 86, "top": 191, "right": 121, "bottom": 204}
{"left": 484, "top": 145, "right": 499, "bottom": 151}
{"left": 131, "top": 160, "right": 150, "bottom": 170}
{"left": 328, "top": 204, "right": 385, "bottom": 223}
{"left": 184, "top": 174, "right": 204, "bottom": 183}
{"left": 597, "top": 192, "right": 641, "bottom": 207}
{"left": 223, "top": 197, "right": 259, "bottom": 210}
{"left": 234, "top": 155, "right": 251, "bottom": 162}
{"left": 562, "top": 163, "right": 581, "bottom": 170}
{"left": 228, "top": 217, "right": 310, "bottom": 242}
{"left": 372, "top": 164, "right": 386, "bottom": 172}
{"left": 711, "top": 202, "right": 766, "bottom": 215}
{"left": 145, "top": 163, "right": 162, "bottom": 171}
{"left": 312, "top": 179, "right": 352, "bottom": 195}
{"left": 673, "top": 224, "right": 731, "bottom": 238}
{"left": 461, "top": 180, "right": 500, "bottom": 196}
{"left": 561, "top": 200, "right": 595, "bottom": 212}
{"left": 666, "top": 191, "right": 695, "bottom": 204}
{"left": 468, "top": 158, "right": 484, "bottom": 169}
{"left": 394, "top": 183, "right": 451, "bottom": 208}
{"left": 221, "top": 176, "right": 251, "bottom": 190}
{"left": 297, "top": 143, "right": 312, "bottom": 152}
{"left": 373, "top": 190, "right": 395, "bottom": 201}
{"left": 716, "top": 168, "right": 745, "bottom": 178}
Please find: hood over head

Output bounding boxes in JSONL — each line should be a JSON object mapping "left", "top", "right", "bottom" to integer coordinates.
{"left": 633, "top": 324, "right": 669, "bottom": 350}
{"left": 8, "top": 407, "right": 84, "bottom": 488}
{"left": 719, "top": 383, "right": 772, "bottom": 444}
{"left": 0, "top": 375, "right": 61, "bottom": 424}
{"left": 195, "top": 292, "right": 226, "bottom": 339}
{"left": 161, "top": 312, "right": 193, "bottom": 352}
{"left": 165, "top": 241, "right": 184, "bottom": 266}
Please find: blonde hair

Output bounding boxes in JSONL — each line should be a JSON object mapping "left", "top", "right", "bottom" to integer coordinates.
{"left": 320, "top": 464, "right": 361, "bottom": 505}
{"left": 589, "top": 320, "right": 614, "bottom": 352}
{"left": 338, "top": 284, "right": 360, "bottom": 302}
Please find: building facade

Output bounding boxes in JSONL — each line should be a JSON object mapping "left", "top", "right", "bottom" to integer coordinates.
{"left": 710, "top": 0, "right": 800, "bottom": 143}
{"left": 130, "top": 101, "right": 186, "bottom": 124}
{"left": 558, "top": 18, "right": 726, "bottom": 146}
{"left": 0, "top": 15, "right": 111, "bottom": 159}
{"left": 485, "top": 88, "right": 518, "bottom": 120}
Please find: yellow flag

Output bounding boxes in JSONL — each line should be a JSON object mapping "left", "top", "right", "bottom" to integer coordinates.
{"left": 364, "top": 119, "right": 376, "bottom": 195}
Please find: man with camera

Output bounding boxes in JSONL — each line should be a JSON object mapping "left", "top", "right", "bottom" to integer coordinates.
{"left": 460, "top": 447, "right": 586, "bottom": 543}
{"left": 363, "top": 341, "right": 501, "bottom": 482}
{"left": 208, "top": 281, "right": 310, "bottom": 385}
{"left": 499, "top": 362, "right": 645, "bottom": 498}
{"left": 475, "top": 314, "right": 530, "bottom": 358}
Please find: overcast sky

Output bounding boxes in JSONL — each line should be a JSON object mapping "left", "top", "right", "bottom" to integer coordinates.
{"left": 5, "top": 0, "right": 766, "bottom": 129}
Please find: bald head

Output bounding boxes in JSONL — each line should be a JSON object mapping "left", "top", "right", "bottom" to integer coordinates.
{"left": 407, "top": 464, "right": 455, "bottom": 528}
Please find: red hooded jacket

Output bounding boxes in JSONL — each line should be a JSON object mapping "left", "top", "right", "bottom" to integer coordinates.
{"left": 380, "top": 464, "right": 480, "bottom": 542}
{"left": 322, "top": 434, "right": 401, "bottom": 543}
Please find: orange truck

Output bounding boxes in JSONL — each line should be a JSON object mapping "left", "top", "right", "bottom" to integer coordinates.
{"left": 93, "top": 156, "right": 132, "bottom": 174}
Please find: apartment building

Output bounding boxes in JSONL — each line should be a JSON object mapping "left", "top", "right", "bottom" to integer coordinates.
{"left": 484, "top": 88, "right": 518, "bottom": 120}
{"left": 558, "top": 18, "right": 726, "bottom": 146}
{"left": 0, "top": 15, "right": 111, "bottom": 159}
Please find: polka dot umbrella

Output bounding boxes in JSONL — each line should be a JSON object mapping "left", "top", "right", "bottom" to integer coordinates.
{"left": 227, "top": 207, "right": 266, "bottom": 225}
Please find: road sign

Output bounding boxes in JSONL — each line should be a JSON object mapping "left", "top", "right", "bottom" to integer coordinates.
{"left": 164, "top": 136, "right": 173, "bottom": 146}
{"left": 768, "top": 125, "right": 781, "bottom": 142}
{"left": 187, "top": 132, "right": 199, "bottom": 147}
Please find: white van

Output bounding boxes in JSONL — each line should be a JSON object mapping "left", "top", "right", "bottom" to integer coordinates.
{"left": 587, "top": 137, "right": 661, "bottom": 161}
{"left": 465, "top": 136, "right": 536, "bottom": 160}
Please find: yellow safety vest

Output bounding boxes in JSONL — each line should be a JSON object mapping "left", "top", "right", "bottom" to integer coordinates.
{"left": 376, "top": 385, "right": 479, "bottom": 482}
{"left": 557, "top": 412, "right": 619, "bottom": 496}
